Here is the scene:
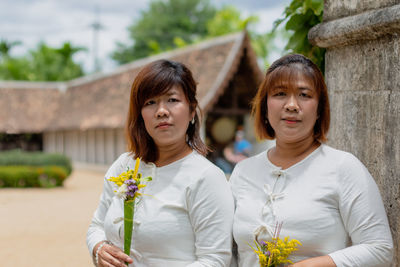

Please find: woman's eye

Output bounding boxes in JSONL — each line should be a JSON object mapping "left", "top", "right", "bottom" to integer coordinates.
{"left": 168, "top": 98, "right": 179, "bottom": 102}
{"left": 273, "top": 91, "right": 285, "bottom": 96}
{"left": 144, "top": 100, "right": 155, "bottom": 106}
{"left": 300, "top": 92, "right": 310, "bottom": 98}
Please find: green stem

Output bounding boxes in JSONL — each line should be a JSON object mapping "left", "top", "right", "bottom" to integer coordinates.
{"left": 124, "top": 200, "right": 135, "bottom": 266}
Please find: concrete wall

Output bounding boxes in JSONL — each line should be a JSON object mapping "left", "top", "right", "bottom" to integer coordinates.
{"left": 323, "top": 0, "right": 400, "bottom": 21}
{"left": 309, "top": 2, "right": 400, "bottom": 265}
{"left": 43, "top": 128, "right": 127, "bottom": 166}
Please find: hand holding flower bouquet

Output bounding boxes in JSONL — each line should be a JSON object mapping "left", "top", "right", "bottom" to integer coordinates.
{"left": 108, "top": 158, "right": 152, "bottom": 265}
{"left": 250, "top": 222, "right": 301, "bottom": 267}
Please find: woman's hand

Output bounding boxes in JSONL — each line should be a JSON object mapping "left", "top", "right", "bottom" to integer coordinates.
{"left": 94, "top": 241, "right": 133, "bottom": 267}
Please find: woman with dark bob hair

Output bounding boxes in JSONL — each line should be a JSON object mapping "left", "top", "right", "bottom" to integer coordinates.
{"left": 230, "top": 54, "right": 393, "bottom": 266}
{"left": 87, "top": 59, "right": 234, "bottom": 267}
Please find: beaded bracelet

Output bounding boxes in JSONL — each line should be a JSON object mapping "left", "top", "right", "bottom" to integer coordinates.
{"left": 95, "top": 240, "right": 111, "bottom": 266}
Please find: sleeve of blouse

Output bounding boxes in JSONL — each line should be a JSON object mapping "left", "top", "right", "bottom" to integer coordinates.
{"left": 328, "top": 153, "right": 393, "bottom": 267}
{"left": 185, "top": 165, "right": 235, "bottom": 267}
{"left": 86, "top": 153, "right": 127, "bottom": 255}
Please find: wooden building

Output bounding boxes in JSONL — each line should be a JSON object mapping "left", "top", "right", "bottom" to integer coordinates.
{"left": 0, "top": 31, "right": 263, "bottom": 165}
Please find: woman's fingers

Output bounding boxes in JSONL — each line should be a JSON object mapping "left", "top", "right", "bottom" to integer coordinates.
{"left": 99, "top": 249, "right": 125, "bottom": 267}
{"left": 98, "top": 244, "right": 133, "bottom": 267}
{"left": 107, "top": 245, "right": 133, "bottom": 264}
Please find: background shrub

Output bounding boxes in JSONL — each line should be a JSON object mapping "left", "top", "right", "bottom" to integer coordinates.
{"left": 0, "top": 165, "right": 68, "bottom": 188}
{"left": 0, "top": 149, "right": 72, "bottom": 175}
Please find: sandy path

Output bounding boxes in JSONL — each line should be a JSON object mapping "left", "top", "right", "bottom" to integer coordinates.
{"left": 0, "top": 167, "right": 107, "bottom": 267}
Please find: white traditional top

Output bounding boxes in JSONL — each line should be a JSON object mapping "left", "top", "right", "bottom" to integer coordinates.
{"left": 87, "top": 151, "right": 234, "bottom": 267}
{"left": 230, "top": 144, "right": 393, "bottom": 267}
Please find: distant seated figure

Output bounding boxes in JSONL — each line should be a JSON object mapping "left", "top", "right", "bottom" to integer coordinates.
{"left": 233, "top": 130, "right": 252, "bottom": 157}
{"left": 224, "top": 130, "right": 252, "bottom": 164}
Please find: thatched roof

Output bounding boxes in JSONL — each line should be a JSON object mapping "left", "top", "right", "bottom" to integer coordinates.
{"left": 0, "top": 83, "right": 63, "bottom": 133}
{"left": 0, "top": 31, "right": 262, "bottom": 134}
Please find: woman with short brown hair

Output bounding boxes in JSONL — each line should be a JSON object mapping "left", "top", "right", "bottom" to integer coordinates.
{"left": 87, "top": 59, "right": 234, "bottom": 267}
{"left": 230, "top": 54, "right": 393, "bottom": 267}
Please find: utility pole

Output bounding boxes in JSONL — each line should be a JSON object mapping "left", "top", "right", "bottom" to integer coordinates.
{"left": 90, "top": 6, "right": 104, "bottom": 73}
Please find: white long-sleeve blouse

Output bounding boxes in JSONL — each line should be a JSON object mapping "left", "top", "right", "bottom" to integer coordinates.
{"left": 230, "top": 144, "right": 393, "bottom": 267}
{"left": 87, "top": 151, "right": 234, "bottom": 267}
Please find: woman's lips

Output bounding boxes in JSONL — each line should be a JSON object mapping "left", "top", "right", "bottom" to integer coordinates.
{"left": 156, "top": 122, "right": 171, "bottom": 129}
{"left": 283, "top": 118, "right": 300, "bottom": 124}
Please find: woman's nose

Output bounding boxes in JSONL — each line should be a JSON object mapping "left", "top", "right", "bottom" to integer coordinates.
{"left": 156, "top": 102, "right": 169, "bottom": 118}
{"left": 285, "top": 95, "right": 299, "bottom": 112}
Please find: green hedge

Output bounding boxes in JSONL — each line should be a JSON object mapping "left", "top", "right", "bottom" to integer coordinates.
{"left": 0, "top": 165, "right": 68, "bottom": 188}
{"left": 0, "top": 149, "right": 72, "bottom": 175}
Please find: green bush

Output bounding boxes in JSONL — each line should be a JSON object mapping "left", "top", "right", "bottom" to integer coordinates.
{"left": 0, "top": 166, "right": 68, "bottom": 188}
{"left": 0, "top": 149, "right": 72, "bottom": 175}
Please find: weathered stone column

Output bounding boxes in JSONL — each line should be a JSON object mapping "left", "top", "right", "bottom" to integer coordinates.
{"left": 309, "top": 1, "right": 400, "bottom": 266}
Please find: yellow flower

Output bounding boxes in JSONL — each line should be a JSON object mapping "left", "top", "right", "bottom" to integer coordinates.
{"left": 107, "top": 158, "right": 152, "bottom": 201}
{"left": 251, "top": 235, "right": 302, "bottom": 267}
{"left": 108, "top": 175, "right": 126, "bottom": 187}
{"left": 258, "top": 253, "right": 267, "bottom": 265}
{"left": 271, "top": 249, "right": 280, "bottom": 255}
{"left": 138, "top": 184, "right": 146, "bottom": 189}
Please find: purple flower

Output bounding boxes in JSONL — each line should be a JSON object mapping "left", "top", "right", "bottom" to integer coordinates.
{"left": 123, "top": 179, "right": 139, "bottom": 200}
{"left": 128, "top": 184, "right": 138, "bottom": 192}
{"left": 126, "top": 191, "right": 135, "bottom": 198}
{"left": 124, "top": 179, "right": 134, "bottom": 185}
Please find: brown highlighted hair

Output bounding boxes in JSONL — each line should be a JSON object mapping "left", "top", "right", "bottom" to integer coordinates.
{"left": 126, "top": 59, "right": 208, "bottom": 163}
{"left": 252, "top": 54, "right": 330, "bottom": 142}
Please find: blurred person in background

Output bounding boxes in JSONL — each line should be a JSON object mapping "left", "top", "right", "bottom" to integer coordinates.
{"left": 223, "top": 128, "right": 252, "bottom": 166}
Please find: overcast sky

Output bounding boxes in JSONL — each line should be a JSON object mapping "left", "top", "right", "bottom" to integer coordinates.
{"left": 0, "top": 0, "right": 290, "bottom": 73}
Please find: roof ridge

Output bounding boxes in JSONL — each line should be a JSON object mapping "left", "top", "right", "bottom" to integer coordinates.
{"left": 199, "top": 32, "right": 246, "bottom": 111}
{"left": 0, "top": 81, "right": 67, "bottom": 91}
{"left": 67, "top": 31, "right": 245, "bottom": 88}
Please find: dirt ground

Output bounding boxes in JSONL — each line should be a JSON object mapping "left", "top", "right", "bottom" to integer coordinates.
{"left": 0, "top": 166, "right": 108, "bottom": 267}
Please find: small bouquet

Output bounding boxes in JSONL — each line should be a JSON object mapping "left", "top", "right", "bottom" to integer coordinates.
{"left": 108, "top": 158, "right": 152, "bottom": 264}
{"left": 250, "top": 222, "right": 301, "bottom": 267}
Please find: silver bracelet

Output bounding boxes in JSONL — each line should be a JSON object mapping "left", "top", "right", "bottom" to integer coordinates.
{"left": 95, "top": 240, "right": 111, "bottom": 266}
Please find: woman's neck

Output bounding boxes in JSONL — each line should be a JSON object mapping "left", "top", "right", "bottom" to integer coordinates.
{"left": 269, "top": 137, "right": 320, "bottom": 170}
{"left": 155, "top": 142, "right": 193, "bottom": 167}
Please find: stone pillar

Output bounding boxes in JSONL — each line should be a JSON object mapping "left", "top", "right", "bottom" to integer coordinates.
{"left": 309, "top": 2, "right": 400, "bottom": 265}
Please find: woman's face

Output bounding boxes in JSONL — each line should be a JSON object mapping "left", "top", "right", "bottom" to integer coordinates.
{"left": 141, "top": 85, "right": 194, "bottom": 149}
{"left": 266, "top": 73, "right": 319, "bottom": 144}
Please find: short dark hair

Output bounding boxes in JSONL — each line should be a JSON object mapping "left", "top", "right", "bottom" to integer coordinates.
{"left": 252, "top": 54, "right": 330, "bottom": 142}
{"left": 126, "top": 59, "right": 208, "bottom": 163}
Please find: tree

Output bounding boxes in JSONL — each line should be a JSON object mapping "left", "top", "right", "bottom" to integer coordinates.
{"left": 273, "top": 0, "right": 325, "bottom": 72}
{"left": 0, "top": 39, "right": 22, "bottom": 60}
{"left": 28, "top": 42, "right": 85, "bottom": 81}
{"left": 206, "top": 5, "right": 277, "bottom": 66}
{"left": 111, "top": 1, "right": 276, "bottom": 68}
{"left": 206, "top": 5, "right": 257, "bottom": 37}
{"left": 112, "top": 0, "right": 216, "bottom": 64}
{"left": 0, "top": 41, "right": 86, "bottom": 81}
